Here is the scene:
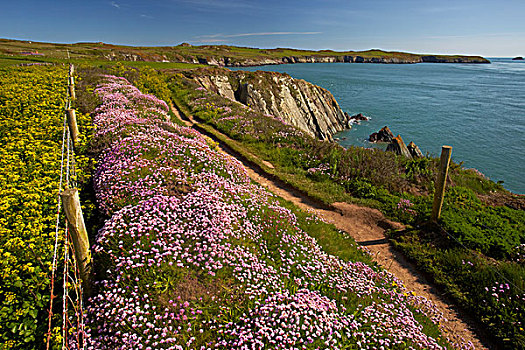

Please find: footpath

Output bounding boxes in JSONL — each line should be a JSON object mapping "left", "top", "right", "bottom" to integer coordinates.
{"left": 170, "top": 102, "right": 489, "bottom": 350}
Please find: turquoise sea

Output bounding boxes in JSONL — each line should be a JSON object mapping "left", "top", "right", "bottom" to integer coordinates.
{"left": 231, "top": 58, "right": 525, "bottom": 194}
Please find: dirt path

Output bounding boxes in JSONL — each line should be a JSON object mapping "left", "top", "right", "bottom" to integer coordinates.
{"left": 170, "top": 103, "right": 490, "bottom": 349}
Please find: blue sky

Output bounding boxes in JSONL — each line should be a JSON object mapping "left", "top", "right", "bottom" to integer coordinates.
{"left": 1, "top": 0, "right": 524, "bottom": 56}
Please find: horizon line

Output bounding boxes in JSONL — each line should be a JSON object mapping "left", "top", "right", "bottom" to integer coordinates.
{"left": 2, "top": 37, "right": 519, "bottom": 57}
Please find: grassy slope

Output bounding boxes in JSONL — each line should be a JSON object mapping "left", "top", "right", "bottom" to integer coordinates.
{"left": 0, "top": 53, "right": 206, "bottom": 69}
{"left": 152, "top": 67, "right": 523, "bottom": 349}
{"left": 3, "top": 55, "right": 518, "bottom": 348}
{"left": 80, "top": 73, "right": 453, "bottom": 349}
{"left": 0, "top": 38, "right": 490, "bottom": 66}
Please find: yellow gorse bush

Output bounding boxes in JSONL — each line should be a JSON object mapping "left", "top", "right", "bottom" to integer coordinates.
{"left": 0, "top": 65, "right": 91, "bottom": 349}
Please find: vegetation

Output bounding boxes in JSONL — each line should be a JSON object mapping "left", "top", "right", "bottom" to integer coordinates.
{"left": 391, "top": 226, "right": 525, "bottom": 349}
{"left": 144, "top": 67, "right": 523, "bottom": 348}
{"left": 0, "top": 65, "right": 92, "bottom": 348}
{"left": 77, "top": 74, "right": 459, "bottom": 349}
{"left": 0, "top": 54, "right": 205, "bottom": 69}
{"left": 0, "top": 38, "right": 490, "bottom": 67}
{"left": 1, "top": 54, "right": 520, "bottom": 348}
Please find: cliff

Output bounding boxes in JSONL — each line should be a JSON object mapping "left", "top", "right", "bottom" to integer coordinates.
{"left": 0, "top": 39, "right": 491, "bottom": 66}
{"left": 192, "top": 53, "right": 490, "bottom": 67}
{"left": 190, "top": 68, "right": 350, "bottom": 140}
{"left": 169, "top": 46, "right": 489, "bottom": 66}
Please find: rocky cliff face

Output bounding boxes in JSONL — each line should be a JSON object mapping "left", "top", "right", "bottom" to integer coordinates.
{"left": 188, "top": 54, "right": 490, "bottom": 67}
{"left": 192, "top": 68, "right": 350, "bottom": 140}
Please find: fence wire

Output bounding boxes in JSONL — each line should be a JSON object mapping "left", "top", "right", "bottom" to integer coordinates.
{"left": 46, "top": 63, "right": 86, "bottom": 350}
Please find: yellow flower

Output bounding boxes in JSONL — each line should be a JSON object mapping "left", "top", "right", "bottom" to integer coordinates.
{"left": 0, "top": 65, "right": 91, "bottom": 347}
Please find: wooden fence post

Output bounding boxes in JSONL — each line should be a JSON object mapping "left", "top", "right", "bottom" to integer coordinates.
{"left": 68, "top": 85, "right": 76, "bottom": 100}
{"left": 431, "top": 146, "right": 452, "bottom": 222}
{"left": 60, "top": 188, "right": 92, "bottom": 296}
{"left": 66, "top": 109, "right": 79, "bottom": 143}
{"left": 69, "top": 63, "right": 75, "bottom": 77}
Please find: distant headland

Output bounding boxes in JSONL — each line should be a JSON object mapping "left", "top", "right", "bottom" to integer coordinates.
{"left": 0, "top": 38, "right": 490, "bottom": 67}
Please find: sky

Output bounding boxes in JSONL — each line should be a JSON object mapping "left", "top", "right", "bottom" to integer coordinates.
{"left": 1, "top": 0, "right": 524, "bottom": 57}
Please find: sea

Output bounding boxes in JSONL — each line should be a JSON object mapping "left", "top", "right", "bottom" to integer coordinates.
{"left": 231, "top": 58, "right": 525, "bottom": 194}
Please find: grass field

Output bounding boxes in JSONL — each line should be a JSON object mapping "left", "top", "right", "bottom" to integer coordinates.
{"left": 0, "top": 38, "right": 490, "bottom": 67}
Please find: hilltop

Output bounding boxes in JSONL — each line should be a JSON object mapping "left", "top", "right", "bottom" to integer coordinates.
{"left": 0, "top": 38, "right": 490, "bottom": 67}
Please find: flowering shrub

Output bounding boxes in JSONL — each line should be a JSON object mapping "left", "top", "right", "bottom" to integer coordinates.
{"left": 0, "top": 66, "right": 91, "bottom": 348}
{"left": 132, "top": 67, "right": 523, "bottom": 348}
{"left": 396, "top": 198, "right": 418, "bottom": 223}
{"left": 78, "top": 76, "right": 471, "bottom": 349}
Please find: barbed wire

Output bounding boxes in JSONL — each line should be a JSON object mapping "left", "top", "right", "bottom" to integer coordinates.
{"left": 46, "top": 60, "right": 86, "bottom": 350}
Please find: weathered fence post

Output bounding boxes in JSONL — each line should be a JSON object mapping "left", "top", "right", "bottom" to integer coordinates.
{"left": 68, "top": 84, "right": 76, "bottom": 100}
{"left": 60, "top": 188, "right": 92, "bottom": 296}
{"left": 66, "top": 109, "right": 79, "bottom": 143}
{"left": 431, "top": 145, "right": 452, "bottom": 222}
{"left": 68, "top": 63, "right": 76, "bottom": 100}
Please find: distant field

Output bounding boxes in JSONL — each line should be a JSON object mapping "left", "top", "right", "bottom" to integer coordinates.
{"left": 0, "top": 54, "right": 205, "bottom": 69}
{"left": 0, "top": 38, "right": 490, "bottom": 66}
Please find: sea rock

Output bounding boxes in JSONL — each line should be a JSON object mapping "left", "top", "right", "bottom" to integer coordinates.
{"left": 351, "top": 113, "right": 368, "bottom": 121}
{"left": 512, "top": 56, "right": 524, "bottom": 61}
{"left": 344, "top": 112, "right": 369, "bottom": 127}
{"left": 349, "top": 112, "right": 369, "bottom": 123}
{"left": 369, "top": 126, "right": 394, "bottom": 143}
{"left": 386, "top": 135, "right": 412, "bottom": 158}
{"left": 407, "top": 141, "right": 424, "bottom": 158}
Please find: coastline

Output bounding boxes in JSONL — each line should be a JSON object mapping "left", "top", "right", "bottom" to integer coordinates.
{"left": 0, "top": 38, "right": 491, "bottom": 67}
{"left": 208, "top": 53, "right": 491, "bottom": 67}
{"left": 231, "top": 58, "right": 524, "bottom": 194}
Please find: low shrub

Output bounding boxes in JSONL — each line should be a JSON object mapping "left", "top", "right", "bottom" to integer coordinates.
{"left": 80, "top": 75, "right": 459, "bottom": 349}
{"left": 0, "top": 65, "right": 91, "bottom": 348}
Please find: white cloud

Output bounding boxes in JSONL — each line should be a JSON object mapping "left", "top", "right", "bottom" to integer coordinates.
{"left": 177, "top": 0, "right": 258, "bottom": 10}
{"left": 192, "top": 39, "right": 228, "bottom": 43}
{"left": 110, "top": 1, "right": 120, "bottom": 9}
{"left": 197, "top": 31, "right": 322, "bottom": 39}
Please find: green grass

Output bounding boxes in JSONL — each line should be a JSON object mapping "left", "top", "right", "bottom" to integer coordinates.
{"left": 0, "top": 54, "right": 58, "bottom": 67}
{"left": 390, "top": 226, "right": 525, "bottom": 349}
{"left": 103, "top": 65, "right": 521, "bottom": 347}
{"left": 0, "top": 38, "right": 490, "bottom": 67}
{"left": 158, "top": 68, "right": 522, "bottom": 348}
{"left": 277, "top": 196, "right": 374, "bottom": 265}
{"left": 114, "top": 60, "right": 205, "bottom": 69}
{"left": 0, "top": 52, "right": 206, "bottom": 69}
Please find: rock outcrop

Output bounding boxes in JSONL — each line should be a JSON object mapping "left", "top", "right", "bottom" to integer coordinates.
{"left": 407, "top": 141, "right": 424, "bottom": 158}
{"left": 346, "top": 113, "right": 369, "bottom": 126}
{"left": 512, "top": 56, "right": 524, "bottom": 61}
{"left": 369, "top": 126, "right": 394, "bottom": 143}
{"left": 104, "top": 51, "right": 144, "bottom": 61}
{"left": 386, "top": 135, "right": 412, "bottom": 158}
{"left": 190, "top": 54, "right": 490, "bottom": 67}
{"left": 192, "top": 68, "right": 350, "bottom": 140}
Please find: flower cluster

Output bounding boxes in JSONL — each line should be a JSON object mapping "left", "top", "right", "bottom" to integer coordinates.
{"left": 82, "top": 76, "right": 464, "bottom": 349}
{"left": 0, "top": 65, "right": 91, "bottom": 348}
{"left": 397, "top": 198, "right": 417, "bottom": 216}
{"left": 307, "top": 163, "right": 331, "bottom": 176}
